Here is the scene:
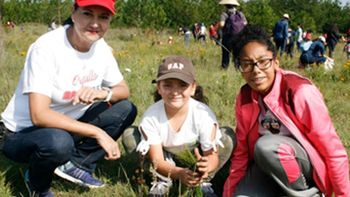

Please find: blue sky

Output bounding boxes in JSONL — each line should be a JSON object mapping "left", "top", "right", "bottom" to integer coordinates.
{"left": 340, "top": 0, "right": 349, "bottom": 6}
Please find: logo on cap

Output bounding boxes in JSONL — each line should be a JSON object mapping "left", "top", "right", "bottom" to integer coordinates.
{"left": 167, "top": 63, "right": 184, "bottom": 70}
{"left": 155, "top": 56, "right": 195, "bottom": 84}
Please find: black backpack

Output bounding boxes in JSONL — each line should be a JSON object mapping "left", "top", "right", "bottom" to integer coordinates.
{"left": 223, "top": 12, "right": 246, "bottom": 36}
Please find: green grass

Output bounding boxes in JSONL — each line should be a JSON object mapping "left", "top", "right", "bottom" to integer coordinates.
{"left": 0, "top": 23, "right": 349, "bottom": 196}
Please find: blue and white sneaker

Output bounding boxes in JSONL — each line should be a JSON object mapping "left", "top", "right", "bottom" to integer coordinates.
{"left": 24, "top": 170, "right": 54, "bottom": 197}
{"left": 54, "top": 161, "right": 105, "bottom": 188}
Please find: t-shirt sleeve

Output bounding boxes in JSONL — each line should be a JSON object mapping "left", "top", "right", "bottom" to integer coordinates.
{"left": 102, "top": 46, "right": 123, "bottom": 87}
{"left": 22, "top": 44, "right": 55, "bottom": 97}
{"left": 197, "top": 105, "right": 222, "bottom": 151}
{"left": 220, "top": 12, "right": 228, "bottom": 22}
{"left": 139, "top": 108, "right": 162, "bottom": 145}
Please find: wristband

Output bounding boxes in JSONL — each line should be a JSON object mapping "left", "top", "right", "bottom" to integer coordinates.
{"left": 102, "top": 87, "right": 113, "bottom": 102}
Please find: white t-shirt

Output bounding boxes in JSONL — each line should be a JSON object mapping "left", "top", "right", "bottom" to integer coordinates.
{"left": 296, "top": 27, "right": 303, "bottom": 43}
{"left": 139, "top": 98, "right": 222, "bottom": 155}
{"left": 200, "top": 25, "right": 206, "bottom": 36}
{"left": 1, "top": 25, "right": 123, "bottom": 132}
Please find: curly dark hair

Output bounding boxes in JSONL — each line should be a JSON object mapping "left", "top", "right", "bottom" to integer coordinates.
{"left": 232, "top": 25, "right": 277, "bottom": 69}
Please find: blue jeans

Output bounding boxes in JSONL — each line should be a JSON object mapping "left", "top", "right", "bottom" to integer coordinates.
{"left": 274, "top": 37, "right": 287, "bottom": 57}
{"left": 2, "top": 100, "right": 137, "bottom": 192}
{"left": 300, "top": 53, "right": 326, "bottom": 65}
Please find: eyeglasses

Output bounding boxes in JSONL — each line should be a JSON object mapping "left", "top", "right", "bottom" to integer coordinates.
{"left": 260, "top": 116, "right": 281, "bottom": 134}
{"left": 238, "top": 58, "right": 273, "bottom": 73}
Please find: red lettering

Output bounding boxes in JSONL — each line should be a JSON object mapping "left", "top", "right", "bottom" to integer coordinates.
{"left": 72, "top": 70, "right": 98, "bottom": 86}
{"left": 62, "top": 91, "right": 76, "bottom": 100}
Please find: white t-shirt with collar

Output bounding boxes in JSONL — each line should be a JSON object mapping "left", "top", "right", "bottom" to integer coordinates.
{"left": 1, "top": 25, "right": 123, "bottom": 132}
{"left": 139, "top": 98, "right": 222, "bottom": 155}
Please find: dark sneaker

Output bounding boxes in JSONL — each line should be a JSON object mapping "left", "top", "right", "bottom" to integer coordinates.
{"left": 24, "top": 170, "right": 54, "bottom": 197}
{"left": 54, "top": 161, "right": 104, "bottom": 188}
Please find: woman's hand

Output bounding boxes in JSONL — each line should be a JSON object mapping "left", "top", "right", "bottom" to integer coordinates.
{"left": 95, "top": 129, "right": 121, "bottom": 160}
{"left": 73, "top": 86, "right": 108, "bottom": 105}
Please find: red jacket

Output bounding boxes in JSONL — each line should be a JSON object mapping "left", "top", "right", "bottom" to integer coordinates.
{"left": 223, "top": 69, "right": 349, "bottom": 197}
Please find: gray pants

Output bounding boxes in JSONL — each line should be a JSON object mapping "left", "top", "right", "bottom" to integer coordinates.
{"left": 121, "top": 126, "right": 236, "bottom": 181}
{"left": 234, "top": 134, "right": 320, "bottom": 197}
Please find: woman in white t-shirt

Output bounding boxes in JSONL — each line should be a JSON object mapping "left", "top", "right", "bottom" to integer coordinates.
{"left": 0, "top": 0, "right": 137, "bottom": 196}
{"left": 128, "top": 56, "right": 234, "bottom": 196}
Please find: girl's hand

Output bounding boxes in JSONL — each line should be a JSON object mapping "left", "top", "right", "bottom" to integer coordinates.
{"left": 178, "top": 168, "right": 201, "bottom": 187}
{"left": 73, "top": 86, "right": 108, "bottom": 105}
{"left": 194, "top": 148, "right": 209, "bottom": 179}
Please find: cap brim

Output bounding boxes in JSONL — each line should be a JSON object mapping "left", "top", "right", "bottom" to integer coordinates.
{"left": 156, "top": 73, "right": 194, "bottom": 84}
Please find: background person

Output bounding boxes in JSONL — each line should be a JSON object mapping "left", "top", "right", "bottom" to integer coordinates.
{"left": 285, "top": 28, "right": 295, "bottom": 58}
{"left": 273, "top": 13, "right": 289, "bottom": 57}
{"left": 182, "top": 26, "right": 191, "bottom": 48}
{"left": 0, "top": 0, "right": 137, "bottom": 196}
{"left": 344, "top": 27, "right": 350, "bottom": 59}
{"left": 295, "top": 23, "right": 303, "bottom": 52}
{"left": 223, "top": 25, "right": 349, "bottom": 197}
{"left": 299, "top": 36, "right": 327, "bottom": 67}
{"left": 209, "top": 23, "right": 219, "bottom": 45}
{"left": 219, "top": 0, "right": 247, "bottom": 69}
{"left": 197, "top": 23, "right": 207, "bottom": 42}
{"left": 325, "top": 23, "right": 343, "bottom": 58}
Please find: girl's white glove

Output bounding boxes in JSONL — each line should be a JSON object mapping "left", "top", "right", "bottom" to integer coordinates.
{"left": 136, "top": 140, "right": 150, "bottom": 155}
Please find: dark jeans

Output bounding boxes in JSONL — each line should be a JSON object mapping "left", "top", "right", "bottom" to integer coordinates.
{"left": 221, "top": 35, "right": 234, "bottom": 69}
{"left": 2, "top": 100, "right": 137, "bottom": 192}
{"left": 327, "top": 40, "right": 337, "bottom": 58}
{"left": 274, "top": 37, "right": 287, "bottom": 57}
{"left": 300, "top": 53, "right": 326, "bottom": 65}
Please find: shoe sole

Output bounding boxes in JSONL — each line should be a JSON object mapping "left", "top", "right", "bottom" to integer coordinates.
{"left": 54, "top": 168, "right": 105, "bottom": 189}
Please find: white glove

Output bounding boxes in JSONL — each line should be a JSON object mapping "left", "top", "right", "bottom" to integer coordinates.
{"left": 136, "top": 140, "right": 150, "bottom": 155}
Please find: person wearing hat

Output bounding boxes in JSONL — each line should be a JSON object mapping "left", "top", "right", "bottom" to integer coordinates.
{"left": 0, "top": 0, "right": 137, "bottom": 196}
{"left": 299, "top": 36, "right": 327, "bottom": 67}
{"left": 122, "top": 55, "right": 234, "bottom": 196}
{"left": 273, "top": 13, "right": 290, "bottom": 57}
{"left": 219, "top": 0, "right": 247, "bottom": 69}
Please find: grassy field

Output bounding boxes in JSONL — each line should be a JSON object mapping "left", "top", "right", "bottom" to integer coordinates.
{"left": 0, "top": 23, "right": 349, "bottom": 196}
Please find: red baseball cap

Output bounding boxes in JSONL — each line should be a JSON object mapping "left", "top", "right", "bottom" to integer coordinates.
{"left": 75, "top": 0, "right": 115, "bottom": 15}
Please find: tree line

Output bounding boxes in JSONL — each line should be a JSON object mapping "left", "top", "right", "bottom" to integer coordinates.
{"left": 0, "top": 0, "right": 349, "bottom": 33}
